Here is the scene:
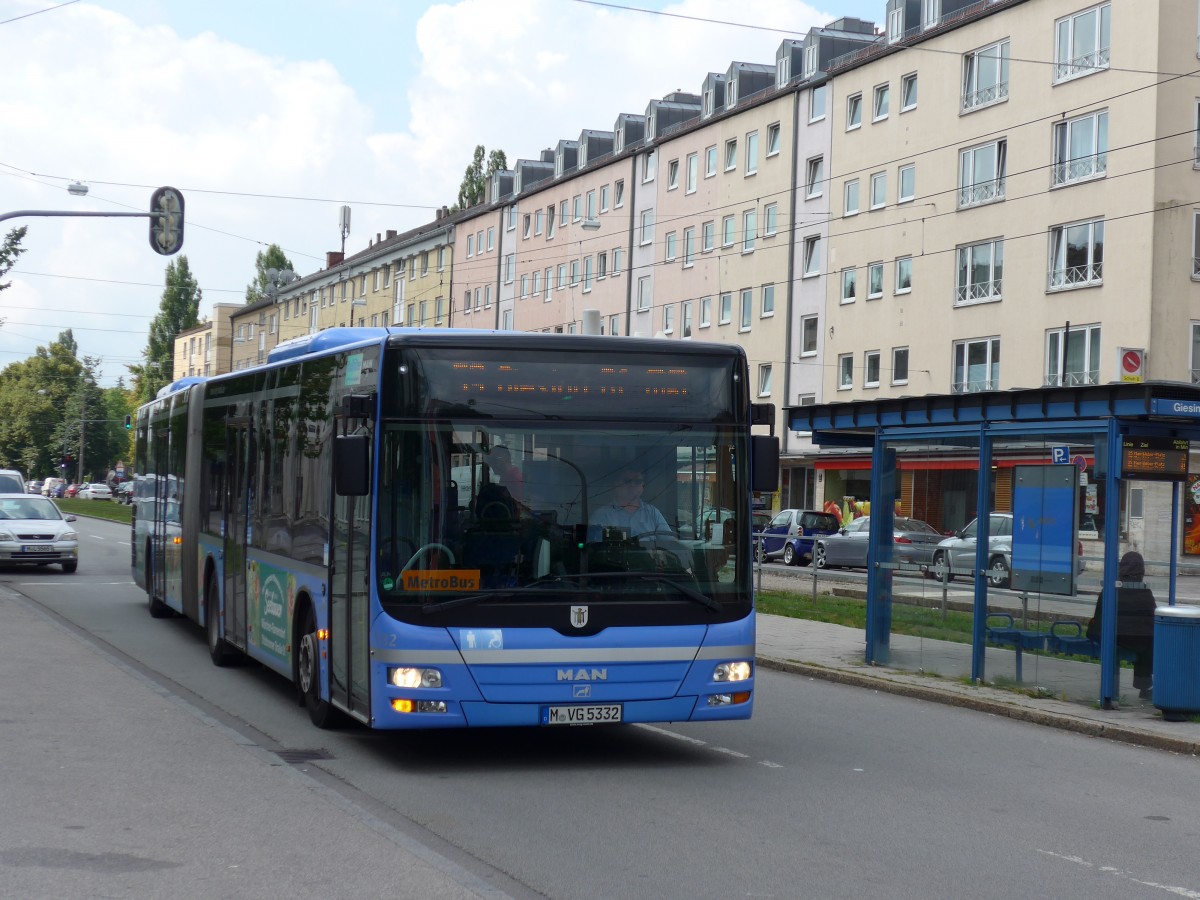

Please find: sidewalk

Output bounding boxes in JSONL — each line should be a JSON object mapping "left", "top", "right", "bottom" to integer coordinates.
{"left": 755, "top": 607, "right": 1200, "bottom": 757}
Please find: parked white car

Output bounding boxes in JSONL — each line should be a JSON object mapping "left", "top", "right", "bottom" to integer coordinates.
{"left": 77, "top": 483, "right": 112, "bottom": 500}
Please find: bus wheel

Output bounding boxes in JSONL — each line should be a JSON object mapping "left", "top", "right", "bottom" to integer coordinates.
{"left": 205, "top": 570, "right": 238, "bottom": 667}
{"left": 296, "top": 605, "right": 336, "bottom": 729}
{"left": 147, "top": 542, "right": 171, "bottom": 619}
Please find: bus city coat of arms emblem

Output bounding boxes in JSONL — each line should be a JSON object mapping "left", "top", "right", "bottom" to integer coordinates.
{"left": 570, "top": 605, "right": 589, "bottom": 628}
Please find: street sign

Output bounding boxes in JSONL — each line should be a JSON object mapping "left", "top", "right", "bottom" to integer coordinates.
{"left": 1051, "top": 446, "right": 1070, "bottom": 464}
{"left": 149, "top": 186, "right": 185, "bottom": 255}
{"left": 1119, "top": 348, "right": 1144, "bottom": 383}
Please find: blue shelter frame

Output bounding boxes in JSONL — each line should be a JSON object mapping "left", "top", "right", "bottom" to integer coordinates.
{"left": 790, "top": 383, "right": 1196, "bottom": 709}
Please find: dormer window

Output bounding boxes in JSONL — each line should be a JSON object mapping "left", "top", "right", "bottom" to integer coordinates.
{"left": 727, "top": 79, "right": 738, "bottom": 108}
{"left": 803, "top": 44, "right": 818, "bottom": 77}
{"left": 703, "top": 89, "right": 713, "bottom": 116}
{"left": 777, "top": 56, "right": 790, "bottom": 87}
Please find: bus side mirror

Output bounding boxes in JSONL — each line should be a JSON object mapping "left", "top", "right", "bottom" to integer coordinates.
{"left": 333, "top": 434, "right": 370, "bottom": 496}
{"left": 751, "top": 435, "right": 779, "bottom": 493}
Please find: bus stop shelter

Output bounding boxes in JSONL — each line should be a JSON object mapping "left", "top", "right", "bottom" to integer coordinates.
{"left": 789, "top": 382, "right": 1200, "bottom": 709}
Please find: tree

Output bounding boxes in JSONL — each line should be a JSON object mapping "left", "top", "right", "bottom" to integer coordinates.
{"left": 129, "top": 256, "right": 202, "bottom": 404}
{"left": 455, "top": 145, "right": 508, "bottom": 210}
{"left": 0, "top": 226, "right": 27, "bottom": 294}
{"left": 0, "top": 330, "right": 85, "bottom": 478}
{"left": 244, "top": 244, "right": 296, "bottom": 305}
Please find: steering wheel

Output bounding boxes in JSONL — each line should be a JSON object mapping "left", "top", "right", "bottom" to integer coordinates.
{"left": 401, "top": 543, "right": 457, "bottom": 573}
{"left": 636, "top": 531, "right": 692, "bottom": 574}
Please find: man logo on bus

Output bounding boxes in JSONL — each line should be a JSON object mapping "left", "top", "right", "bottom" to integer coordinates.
{"left": 570, "top": 605, "right": 589, "bottom": 628}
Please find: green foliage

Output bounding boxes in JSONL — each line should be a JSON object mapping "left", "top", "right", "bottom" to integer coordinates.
{"left": 454, "top": 145, "right": 508, "bottom": 210}
{"left": 129, "top": 256, "right": 201, "bottom": 404}
{"left": 56, "top": 497, "right": 131, "bottom": 525}
{"left": 244, "top": 244, "right": 296, "bottom": 305}
{"left": 0, "top": 226, "right": 27, "bottom": 293}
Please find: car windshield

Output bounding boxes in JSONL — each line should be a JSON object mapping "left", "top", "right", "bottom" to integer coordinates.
{"left": 896, "top": 517, "right": 939, "bottom": 534}
{"left": 0, "top": 497, "right": 62, "bottom": 520}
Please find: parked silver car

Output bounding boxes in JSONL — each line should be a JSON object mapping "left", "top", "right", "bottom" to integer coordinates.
{"left": 931, "top": 513, "right": 1082, "bottom": 589}
{"left": 813, "top": 516, "right": 943, "bottom": 570}
{"left": 0, "top": 494, "right": 78, "bottom": 573}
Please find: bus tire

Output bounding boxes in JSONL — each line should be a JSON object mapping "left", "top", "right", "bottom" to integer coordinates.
{"left": 205, "top": 569, "right": 238, "bottom": 667}
{"left": 147, "top": 541, "right": 172, "bottom": 619}
{"left": 296, "top": 603, "right": 336, "bottom": 729}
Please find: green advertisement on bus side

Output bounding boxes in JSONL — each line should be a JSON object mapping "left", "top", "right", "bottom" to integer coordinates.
{"left": 247, "top": 558, "right": 295, "bottom": 666}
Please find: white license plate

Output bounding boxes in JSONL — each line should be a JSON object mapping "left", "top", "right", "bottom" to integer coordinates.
{"left": 22, "top": 545, "right": 52, "bottom": 553}
{"left": 543, "top": 704, "right": 623, "bottom": 725}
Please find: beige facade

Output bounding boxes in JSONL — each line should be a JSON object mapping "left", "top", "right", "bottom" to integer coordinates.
{"left": 824, "top": 0, "right": 1192, "bottom": 402}
{"left": 453, "top": 208, "right": 503, "bottom": 329}
{"left": 172, "top": 302, "right": 238, "bottom": 379}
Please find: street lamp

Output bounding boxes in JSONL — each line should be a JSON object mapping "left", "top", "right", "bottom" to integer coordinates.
{"left": 67, "top": 181, "right": 89, "bottom": 197}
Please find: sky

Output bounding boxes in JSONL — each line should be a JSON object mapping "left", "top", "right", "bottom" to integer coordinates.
{"left": 2, "top": 0, "right": 884, "bottom": 387}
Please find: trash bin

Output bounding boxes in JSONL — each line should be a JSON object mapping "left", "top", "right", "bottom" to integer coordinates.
{"left": 1152, "top": 605, "right": 1200, "bottom": 722}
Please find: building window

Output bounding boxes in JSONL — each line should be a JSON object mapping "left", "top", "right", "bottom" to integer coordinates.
{"left": 1191, "top": 323, "right": 1200, "bottom": 383}
{"left": 615, "top": 179, "right": 625, "bottom": 207}
{"left": 557, "top": 264, "right": 567, "bottom": 289}
{"left": 867, "top": 263, "right": 884, "bottom": 299}
{"left": 864, "top": 351, "right": 881, "bottom": 388}
{"left": 764, "top": 203, "right": 778, "bottom": 236}
{"left": 719, "top": 292, "right": 732, "bottom": 324}
{"left": 560, "top": 199, "right": 569, "bottom": 226}
{"left": 810, "top": 83, "right": 826, "bottom": 121}
{"left": 740, "top": 289, "right": 752, "bottom": 330}
{"left": 870, "top": 172, "right": 887, "bottom": 209}
{"left": 663, "top": 303, "right": 675, "bottom": 334}
{"left": 583, "top": 256, "right": 593, "bottom": 292}
{"left": 1045, "top": 324, "right": 1101, "bottom": 386}
{"left": 959, "top": 139, "right": 1006, "bottom": 208}
{"left": 504, "top": 253, "right": 515, "bottom": 284}
{"left": 1049, "top": 218, "right": 1104, "bottom": 290}
{"left": 507, "top": 206, "right": 517, "bottom": 231}
{"left": 803, "top": 236, "right": 821, "bottom": 276}
{"left": 487, "top": 227, "right": 494, "bottom": 250}
{"left": 758, "top": 364, "right": 773, "bottom": 397}
{"left": 956, "top": 239, "right": 1004, "bottom": 304}
{"left": 844, "top": 179, "right": 860, "bottom": 216}
{"left": 613, "top": 247, "right": 623, "bottom": 275}
{"left": 547, "top": 207, "right": 557, "bottom": 238}
{"left": 665, "top": 231, "right": 678, "bottom": 262}
{"left": 474, "top": 287, "right": 482, "bottom": 310}
{"left": 842, "top": 268, "right": 857, "bottom": 303}
{"left": 1054, "top": 3, "right": 1110, "bottom": 83}
{"left": 501, "top": 308, "right": 513, "bottom": 330}
{"left": 520, "top": 274, "right": 529, "bottom": 299}
{"left": 640, "top": 209, "right": 654, "bottom": 245}
{"left": 838, "top": 353, "right": 853, "bottom": 389}
{"left": 892, "top": 347, "right": 909, "bottom": 385}
{"left": 610, "top": 314, "right": 620, "bottom": 336}
{"left": 544, "top": 267, "right": 553, "bottom": 299}
{"left": 535, "top": 209, "right": 544, "bottom": 236}
{"left": 600, "top": 184, "right": 610, "bottom": 211}
{"left": 682, "top": 300, "right": 693, "bottom": 338}
{"left": 806, "top": 156, "right": 824, "bottom": 198}
{"left": 953, "top": 337, "right": 1000, "bottom": 393}
{"left": 898, "top": 164, "right": 915, "bottom": 203}
{"left": 777, "top": 55, "right": 791, "bottom": 87}
{"left": 901, "top": 73, "right": 918, "bottom": 111}
{"left": 962, "top": 40, "right": 1010, "bottom": 112}
{"left": 761, "top": 283, "right": 775, "bottom": 316}
{"left": 1052, "top": 110, "right": 1107, "bottom": 187}
{"left": 724, "top": 138, "right": 738, "bottom": 171}
{"left": 801, "top": 315, "right": 818, "bottom": 355}
{"left": 896, "top": 256, "right": 913, "bottom": 293}
{"left": 598, "top": 251, "right": 608, "bottom": 278}
{"left": 766, "top": 122, "right": 781, "bottom": 156}
{"left": 702, "top": 221, "right": 715, "bottom": 252}
{"left": 722, "top": 215, "right": 735, "bottom": 247}
{"left": 700, "top": 296, "right": 712, "bottom": 327}
{"left": 847, "top": 92, "right": 862, "bottom": 130}
{"left": 683, "top": 227, "right": 695, "bottom": 267}
{"left": 484, "top": 285, "right": 491, "bottom": 307}
{"left": 742, "top": 209, "right": 757, "bottom": 252}
{"left": 573, "top": 195, "right": 582, "bottom": 221}
{"left": 1194, "top": 212, "right": 1200, "bottom": 279}
{"left": 686, "top": 153, "right": 698, "bottom": 193}
{"left": 570, "top": 260, "right": 580, "bottom": 286}
{"left": 637, "top": 276, "right": 651, "bottom": 311}
{"left": 642, "top": 149, "right": 657, "bottom": 183}
{"left": 873, "top": 83, "right": 889, "bottom": 121}
{"left": 667, "top": 159, "right": 680, "bottom": 190}
{"left": 705, "top": 145, "right": 718, "bottom": 178}
{"left": 523, "top": 213, "right": 532, "bottom": 239}
{"left": 532, "top": 270, "right": 542, "bottom": 296}
{"left": 745, "top": 131, "right": 759, "bottom": 174}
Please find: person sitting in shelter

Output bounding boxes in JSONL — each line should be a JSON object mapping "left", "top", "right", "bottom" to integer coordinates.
{"left": 591, "top": 466, "right": 671, "bottom": 539}
{"left": 1086, "top": 550, "right": 1156, "bottom": 700}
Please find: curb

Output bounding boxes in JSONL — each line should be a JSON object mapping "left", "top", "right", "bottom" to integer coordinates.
{"left": 756, "top": 655, "right": 1200, "bottom": 757}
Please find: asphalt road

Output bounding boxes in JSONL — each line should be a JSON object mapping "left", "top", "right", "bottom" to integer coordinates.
{"left": 7, "top": 515, "right": 1200, "bottom": 900}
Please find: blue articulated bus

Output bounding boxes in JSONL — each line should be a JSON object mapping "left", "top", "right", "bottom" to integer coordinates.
{"left": 133, "top": 328, "right": 778, "bottom": 729}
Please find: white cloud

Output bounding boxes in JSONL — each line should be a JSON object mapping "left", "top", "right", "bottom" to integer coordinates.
{"left": 2, "top": 0, "right": 839, "bottom": 385}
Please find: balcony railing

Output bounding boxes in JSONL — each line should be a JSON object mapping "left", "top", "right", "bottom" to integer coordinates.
{"left": 952, "top": 377, "right": 998, "bottom": 394}
{"left": 962, "top": 80, "right": 1008, "bottom": 112}
{"left": 1192, "top": 368, "right": 1200, "bottom": 386}
{"left": 1048, "top": 262, "right": 1102, "bottom": 290}
{"left": 1193, "top": 257, "right": 1200, "bottom": 279}
{"left": 1053, "top": 47, "right": 1110, "bottom": 83}
{"left": 1044, "top": 370, "right": 1099, "bottom": 387}
{"left": 955, "top": 279, "right": 1002, "bottom": 304}
{"left": 1051, "top": 153, "right": 1106, "bottom": 187}
{"left": 958, "top": 178, "right": 1005, "bottom": 208}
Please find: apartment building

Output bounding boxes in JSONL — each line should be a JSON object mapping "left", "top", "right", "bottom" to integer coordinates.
{"left": 171, "top": 302, "right": 239, "bottom": 378}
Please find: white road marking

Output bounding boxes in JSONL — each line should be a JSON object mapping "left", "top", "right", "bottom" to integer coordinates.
{"left": 1037, "top": 850, "right": 1200, "bottom": 898}
{"left": 634, "top": 722, "right": 781, "bottom": 767}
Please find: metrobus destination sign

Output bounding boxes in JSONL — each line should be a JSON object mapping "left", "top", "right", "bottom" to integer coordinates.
{"left": 1121, "top": 435, "right": 1189, "bottom": 481}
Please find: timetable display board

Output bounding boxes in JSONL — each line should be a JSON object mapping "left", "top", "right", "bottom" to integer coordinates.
{"left": 1121, "top": 436, "right": 1189, "bottom": 481}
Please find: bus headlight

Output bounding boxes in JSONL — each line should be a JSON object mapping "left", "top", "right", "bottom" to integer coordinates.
{"left": 388, "top": 667, "right": 442, "bottom": 689}
{"left": 713, "top": 661, "right": 752, "bottom": 682}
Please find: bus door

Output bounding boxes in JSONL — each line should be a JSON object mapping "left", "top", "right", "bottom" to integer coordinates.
{"left": 329, "top": 437, "right": 371, "bottom": 720}
{"left": 150, "top": 424, "right": 170, "bottom": 603}
{"left": 222, "top": 418, "right": 252, "bottom": 651}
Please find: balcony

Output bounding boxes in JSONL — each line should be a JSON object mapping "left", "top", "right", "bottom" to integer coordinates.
{"left": 1048, "top": 262, "right": 1102, "bottom": 291}
{"left": 1051, "top": 153, "right": 1106, "bottom": 188}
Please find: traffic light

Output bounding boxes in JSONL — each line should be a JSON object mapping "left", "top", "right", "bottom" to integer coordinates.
{"left": 124, "top": 414, "right": 132, "bottom": 430}
{"left": 149, "top": 186, "right": 185, "bottom": 256}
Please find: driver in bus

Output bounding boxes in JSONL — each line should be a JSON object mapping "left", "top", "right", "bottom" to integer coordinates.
{"left": 591, "top": 466, "right": 672, "bottom": 539}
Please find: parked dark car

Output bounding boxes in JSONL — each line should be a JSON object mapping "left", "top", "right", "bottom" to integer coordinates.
{"left": 813, "top": 515, "right": 943, "bottom": 570}
{"left": 756, "top": 509, "right": 840, "bottom": 566}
